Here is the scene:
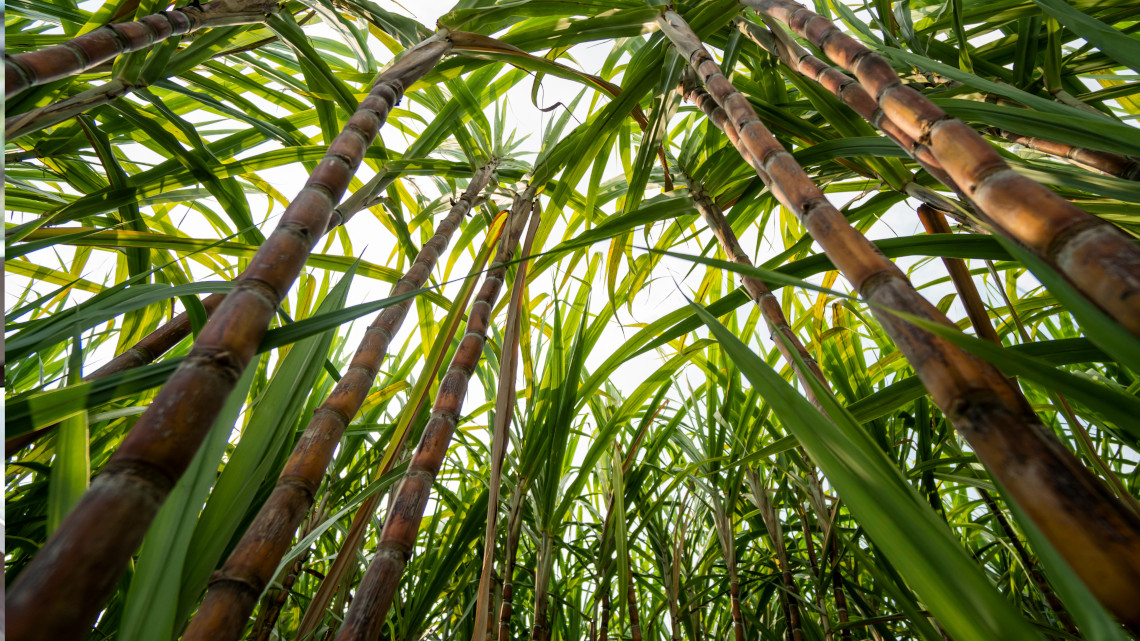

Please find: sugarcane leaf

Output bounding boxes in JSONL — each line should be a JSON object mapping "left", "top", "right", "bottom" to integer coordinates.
{"left": 692, "top": 300, "right": 1044, "bottom": 641}
{"left": 117, "top": 363, "right": 258, "bottom": 641}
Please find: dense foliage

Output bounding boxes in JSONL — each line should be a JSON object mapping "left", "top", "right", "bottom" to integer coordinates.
{"left": 6, "top": 1, "right": 1140, "bottom": 640}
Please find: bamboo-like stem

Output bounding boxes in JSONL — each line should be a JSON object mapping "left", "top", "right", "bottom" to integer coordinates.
{"left": 627, "top": 557, "right": 644, "bottom": 641}
{"left": 659, "top": 9, "right": 1140, "bottom": 628}
{"left": 732, "top": 18, "right": 962, "bottom": 196}
{"left": 915, "top": 206, "right": 1001, "bottom": 346}
{"left": 295, "top": 220, "right": 504, "bottom": 638}
{"left": 473, "top": 205, "right": 536, "bottom": 641}
{"left": 331, "top": 194, "right": 538, "bottom": 641}
{"left": 598, "top": 591, "right": 611, "bottom": 641}
{"left": 250, "top": 499, "right": 327, "bottom": 641}
{"left": 987, "top": 127, "right": 1140, "bottom": 181}
{"left": 744, "top": 0, "right": 1140, "bottom": 341}
{"left": 4, "top": 0, "right": 276, "bottom": 98}
{"left": 683, "top": 172, "right": 829, "bottom": 408}
{"left": 5, "top": 32, "right": 453, "bottom": 641}
{"left": 181, "top": 162, "right": 496, "bottom": 641}
{"left": 498, "top": 491, "right": 525, "bottom": 641}
{"left": 531, "top": 533, "right": 554, "bottom": 641}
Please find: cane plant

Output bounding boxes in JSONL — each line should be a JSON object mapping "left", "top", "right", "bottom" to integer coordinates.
{"left": 7, "top": 0, "right": 1140, "bottom": 640}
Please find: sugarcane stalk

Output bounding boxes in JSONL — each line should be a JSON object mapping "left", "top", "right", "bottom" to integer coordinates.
{"left": 531, "top": 533, "right": 554, "bottom": 641}
{"left": 499, "top": 491, "right": 526, "bottom": 641}
{"left": 987, "top": 127, "right": 1140, "bottom": 181}
{"left": 830, "top": 537, "right": 852, "bottom": 641}
{"left": 915, "top": 205, "right": 1001, "bottom": 346}
{"left": 331, "top": 193, "right": 538, "bottom": 641}
{"left": 684, "top": 173, "right": 829, "bottom": 408}
{"left": 296, "top": 222, "right": 505, "bottom": 639}
{"left": 5, "top": 32, "right": 453, "bottom": 641}
{"left": 659, "top": 9, "right": 1140, "bottom": 629}
{"left": 473, "top": 201, "right": 536, "bottom": 641}
{"left": 599, "top": 591, "right": 611, "bottom": 641}
{"left": 251, "top": 498, "right": 327, "bottom": 641}
{"left": 743, "top": 0, "right": 1140, "bottom": 341}
{"left": 732, "top": 18, "right": 962, "bottom": 196}
{"left": 181, "top": 162, "right": 496, "bottom": 641}
{"left": 628, "top": 558, "right": 643, "bottom": 641}
{"left": 4, "top": 0, "right": 277, "bottom": 98}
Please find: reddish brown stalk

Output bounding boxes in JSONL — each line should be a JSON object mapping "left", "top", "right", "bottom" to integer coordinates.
{"left": 659, "top": 9, "right": 1140, "bottom": 628}
{"left": 251, "top": 500, "right": 327, "bottom": 641}
{"left": 598, "top": 591, "right": 611, "bottom": 641}
{"left": 5, "top": 32, "right": 453, "bottom": 641}
{"left": 4, "top": 291, "right": 227, "bottom": 456}
{"left": 628, "top": 565, "right": 644, "bottom": 641}
{"left": 4, "top": 0, "right": 276, "bottom": 98}
{"left": 296, "top": 208, "right": 506, "bottom": 639}
{"left": 181, "top": 162, "right": 496, "bottom": 641}
{"left": 915, "top": 205, "right": 1001, "bottom": 346}
{"left": 745, "top": 0, "right": 1140, "bottom": 341}
{"left": 331, "top": 194, "right": 538, "bottom": 641}
{"left": 988, "top": 127, "right": 1140, "bottom": 181}
{"left": 498, "top": 492, "right": 526, "bottom": 641}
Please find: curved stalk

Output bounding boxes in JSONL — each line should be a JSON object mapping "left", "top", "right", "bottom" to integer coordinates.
{"left": 743, "top": 0, "right": 1140, "bottom": 340}
{"left": 5, "top": 32, "right": 453, "bottom": 641}
{"left": 4, "top": 0, "right": 277, "bottom": 98}
{"left": 181, "top": 162, "right": 496, "bottom": 641}
{"left": 659, "top": 9, "right": 1140, "bottom": 628}
{"left": 331, "top": 193, "right": 538, "bottom": 641}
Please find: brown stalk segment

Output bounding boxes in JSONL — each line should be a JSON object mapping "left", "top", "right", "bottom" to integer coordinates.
{"left": 914, "top": 205, "right": 1000, "bottom": 345}
{"left": 732, "top": 19, "right": 961, "bottom": 195}
{"left": 745, "top": 0, "right": 1140, "bottom": 340}
{"left": 685, "top": 175, "right": 828, "bottom": 407}
{"left": 628, "top": 567, "right": 643, "bottom": 641}
{"left": 988, "top": 128, "right": 1140, "bottom": 181}
{"left": 332, "top": 195, "right": 537, "bottom": 641}
{"left": 474, "top": 196, "right": 540, "bottom": 641}
{"left": 5, "top": 33, "right": 453, "bottom": 641}
{"left": 180, "top": 162, "right": 497, "bottom": 641}
{"left": 5, "top": 291, "right": 226, "bottom": 457}
{"left": 659, "top": 9, "right": 1140, "bottom": 627}
{"left": 296, "top": 216, "right": 506, "bottom": 639}
{"left": 729, "top": 580, "right": 745, "bottom": 641}
{"left": 598, "top": 591, "right": 611, "bottom": 641}
{"left": 498, "top": 497, "right": 525, "bottom": 641}
{"left": 4, "top": 0, "right": 277, "bottom": 98}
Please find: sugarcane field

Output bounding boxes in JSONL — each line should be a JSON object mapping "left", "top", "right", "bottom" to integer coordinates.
{"left": 6, "top": 0, "right": 1140, "bottom": 640}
